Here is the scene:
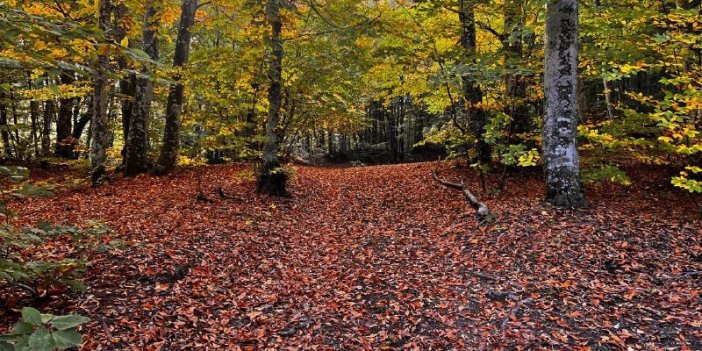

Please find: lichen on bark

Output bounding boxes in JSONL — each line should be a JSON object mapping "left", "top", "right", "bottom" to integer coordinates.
{"left": 542, "top": 0, "right": 587, "bottom": 208}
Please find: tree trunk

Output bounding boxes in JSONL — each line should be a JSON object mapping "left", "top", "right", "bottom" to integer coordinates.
{"left": 154, "top": 0, "right": 198, "bottom": 175}
{"left": 72, "top": 112, "right": 91, "bottom": 142}
{"left": 459, "top": 0, "right": 491, "bottom": 164}
{"left": 90, "top": 0, "right": 112, "bottom": 185}
{"left": 0, "top": 90, "right": 11, "bottom": 159}
{"left": 56, "top": 72, "right": 75, "bottom": 158}
{"left": 543, "top": 0, "right": 587, "bottom": 208}
{"left": 503, "top": 0, "right": 531, "bottom": 139}
{"left": 29, "top": 95, "right": 40, "bottom": 160}
{"left": 124, "top": 4, "right": 159, "bottom": 175}
{"left": 114, "top": 2, "right": 135, "bottom": 162}
{"left": 42, "top": 100, "right": 54, "bottom": 157}
{"left": 387, "top": 103, "right": 397, "bottom": 162}
{"left": 257, "top": 0, "right": 287, "bottom": 196}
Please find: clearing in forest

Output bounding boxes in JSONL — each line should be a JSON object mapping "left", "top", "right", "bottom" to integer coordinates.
{"left": 5, "top": 162, "right": 702, "bottom": 350}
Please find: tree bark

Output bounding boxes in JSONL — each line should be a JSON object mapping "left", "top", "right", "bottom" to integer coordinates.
{"left": 56, "top": 72, "right": 76, "bottom": 158}
{"left": 41, "top": 100, "right": 54, "bottom": 157}
{"left": 459, "top": 0, "right": 491, "bottom": 164}
{"left": 29, "top": 93, "right": 40, "bottom": 159}
{"left": 124, "top": 3, "right": 159, "bottom": 175}
{"left": 257, "top": 0, "right": 287, "bottom": 196}
{"left": 90, "top": 0, "right": 112, "bottom": 185}
{"left": 543, "top": 0, "right": 587, "bottom": 208}
{"left": 114, "top": 2, "right": 135, "bottom": 162}
{"left": 503, "top": 0, "right": 531, "bottom": 139}
{"left": 154, "top": 0, "right": 198, "bottom": 175}
{"left": 0, "top": 89, "right": 11, "bottom": 159}
{"left": 72, "top": 111, "right": 91, "bottom": 142}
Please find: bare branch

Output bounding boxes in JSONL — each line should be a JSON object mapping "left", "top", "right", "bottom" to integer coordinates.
{"left": 432, "top": 162, "right": 491, "bottom": 221}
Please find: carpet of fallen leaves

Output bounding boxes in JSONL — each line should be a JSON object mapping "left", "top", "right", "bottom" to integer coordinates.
{"left": 2, "top": 162, "right": 701, "bottom": 350}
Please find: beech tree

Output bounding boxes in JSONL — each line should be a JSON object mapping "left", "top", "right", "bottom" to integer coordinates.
{"left": 257, "top": 0, "right": 287, "bottom": 196}
{"left": 458, "top": 0, "right": 490, "bottom": 164}
{"left": 124, "top": 3, "right": 159, "bottom": 176}
{"left": 0, "top": 0, "right": 698, "bottom": 199}
{"left": 542, "top": 0, "right": 587, "bottom": 207}
{"left": 90, "top": 0, "right": 112, "bottom": 186}
{"left": 154, "top": 0, "right": 198, "bottom": 175}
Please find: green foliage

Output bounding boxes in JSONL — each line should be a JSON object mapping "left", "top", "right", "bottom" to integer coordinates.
{"left": 0, "top": 167, "right": 39, "bottom": 219}
{"left": 0, "top": 224, "right": 91, "bottom": 296}
{"left": 499, "top": 145, "right": 540, "bottom": 167}
{"left": 0, "top": 168, "right": 109, "bottom": 297}
{"left": 0, "top": 307, "right": 88, "bottom": 351}
{"left": 582, "top": 164, "right": 632, "bottom": 186}
{"left": 0, "top": 221, "right": 114, "bottom": 297}
{"left": 672, "top": 166, "right": 702, "bottom": 193}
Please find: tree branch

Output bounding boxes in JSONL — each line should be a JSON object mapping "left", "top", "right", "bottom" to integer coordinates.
{"left": 432, "top": 162, "right": 492, "bottom": 221}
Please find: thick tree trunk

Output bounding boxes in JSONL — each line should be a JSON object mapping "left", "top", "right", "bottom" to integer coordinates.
{"left": 56, "top": 72, "right": 75, "bottom": 158}
{"left": 90, "top": 0, "right": 112, "bottom": 185}
{"left": 257, "top": 0, "right": 287, "bottom": 196}
{"left": 154, "top": 0, "right": 198, "bottom": 175}
{"left": 459, "top": 0, "right": 491, "bottom": 164}
{"left": 543, "top": 0, "right": 587, "bottom": 208}
{"left": 124, "top": 4, "right": 159, "bottom": 175}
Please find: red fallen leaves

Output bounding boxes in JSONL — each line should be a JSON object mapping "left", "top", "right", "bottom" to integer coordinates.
{"left": 1, "top": 162, "right": 701, "bottom": 350}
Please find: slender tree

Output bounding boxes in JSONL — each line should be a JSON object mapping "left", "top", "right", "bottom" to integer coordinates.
{"left": 257, "top": 0, "right": 287, "bottom": 195}
{"left": 0, "top": 89, "right": 11, "bottom": 159}
{"left": 154, "top": 0, "right": 198, "bottom": 175}
{"left": 28, "top": 75, "right": 40, "bottom": 159}
{"left": 114, "top": 1, "right": 135, "bottom": 162}
{"left": 90, "top": 0, "right": 112, "bottom": 185}
{"left": 542, "top": 0, "right": 587, "bottom": 207}
{"left": 458, "top": 0, "right": 491, "bottom": 164}
{"left": 503, "top": 0, "right": 531, "bottom": 138}
{"left": 124, "top": 3, "right": 159, "bottom": 175}
{"left": 41, "top": 100, "right": 53, "bottom": 156}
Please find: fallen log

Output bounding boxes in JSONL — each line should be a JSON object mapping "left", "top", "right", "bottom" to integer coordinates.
{"left": 432, "top": 165, "right": 492, "bottom": 222}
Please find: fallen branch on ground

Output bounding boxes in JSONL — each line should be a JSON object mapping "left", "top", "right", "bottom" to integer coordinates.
{"left": 432, "top": 162, "right": 492, "bottom": 222}
{"left": 217, "top": 187, "right": 236, "bottom": 200}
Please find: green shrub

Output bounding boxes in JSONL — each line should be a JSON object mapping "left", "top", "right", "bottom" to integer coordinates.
{"left": 0, "top": 307, "right": 88, "bottom": 351}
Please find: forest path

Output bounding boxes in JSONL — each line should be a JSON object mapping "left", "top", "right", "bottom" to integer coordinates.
{"left": 13, "top": 163, "right": 702, "bottom": 350}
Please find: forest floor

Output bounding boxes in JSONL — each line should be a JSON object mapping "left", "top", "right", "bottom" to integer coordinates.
{"left": 2, "top": 162, "right": 701, "bottom": 350}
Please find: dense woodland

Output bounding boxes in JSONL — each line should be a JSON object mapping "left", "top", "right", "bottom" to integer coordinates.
{"left": 0, "top": 0, "right": 701, "bottom": 350}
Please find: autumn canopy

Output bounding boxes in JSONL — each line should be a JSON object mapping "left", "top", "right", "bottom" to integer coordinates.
{"left": 0, "top": 0, "right": 701, "bottom": 350}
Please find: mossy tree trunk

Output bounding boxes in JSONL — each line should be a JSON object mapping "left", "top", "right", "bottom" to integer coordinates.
{"left": 154, "top": 0, "right": 198, "bottom": 175}
{"left": 543, "top": 0, "right": 587, "bottom": 208}
{"left": 90, "top": 0, "right": 112, "bottom": 185}
{"left": 257, "top": 0, "right": 288, "bottom": 196}
{"left": 124, "top": 3, "right": 159, "bottom": 176}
